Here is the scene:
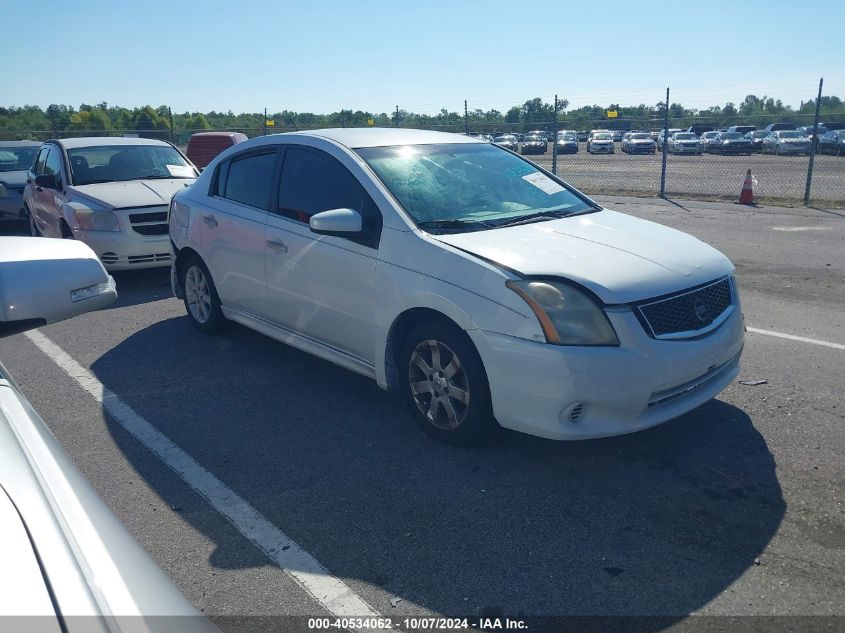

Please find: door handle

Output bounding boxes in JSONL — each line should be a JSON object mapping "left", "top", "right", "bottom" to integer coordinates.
{"left": 266, "top": 239, "right": 288, "bottom": 253}
{"left": 202, "top": 214, "right": 218, "bottom": 228}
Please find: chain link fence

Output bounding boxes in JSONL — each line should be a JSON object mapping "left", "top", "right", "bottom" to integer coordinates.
{"left": 3, "top": 113, "right": 844, "bottom": 209}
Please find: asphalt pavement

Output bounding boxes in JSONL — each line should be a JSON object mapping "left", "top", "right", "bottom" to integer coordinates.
{"left": 0, "top": 195, "right": 842, "bottom": 632}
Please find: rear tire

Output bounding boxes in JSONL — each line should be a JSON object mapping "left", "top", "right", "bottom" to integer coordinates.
{"left": 400, "top": 321, "right": 494, "bottom": 446}
{"left": 26, "top": 207, "right": 40, "bottom": 237}
{"left": 181, "top": 255, "right": 226, "bottom": 334}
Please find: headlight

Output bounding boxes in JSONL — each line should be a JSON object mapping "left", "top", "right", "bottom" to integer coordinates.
{"left": 0, "top": 183, "right": 8, "bottom": 197}
{"left": 72, "top": 207, "right": 120, "bottom": 232}
{"left": 507, "top": 280, "right": 619, "bottom": 345}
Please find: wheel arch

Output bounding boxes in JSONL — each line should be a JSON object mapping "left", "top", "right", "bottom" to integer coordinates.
{"left": 381, "top": 306, "right": 482, "bottom": 393}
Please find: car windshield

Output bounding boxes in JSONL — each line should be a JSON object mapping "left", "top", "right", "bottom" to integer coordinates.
{"left": 355, "top": 143, "right": 593, "bottom": 232}
{"left": 0, "top": 146, "right": 38, "bottom": 172}
{"left": 675, "top": 133, "right": 697, "bottom": 140}
{"left": 494, "top": 136, "right": 514, "bottom": 142}
{"left": 67, "top": 144, "right": 197, "bottom": 186}
{"left": 702, "top": 132, "right": 718, "bottom": 139}
{"left": 721, "top": 133, "right": 742, "bottom": 140}
{"left": 778, "top": 131, "right": 801, "bottom": 139}
{"left": 630, "top": 134, "right": 650, "bottom": 140}
{"left": 559, "top": 134, "right": 576, "bottom": 141}
{"left": 593, "top": 133, "right": 612, "bottom": 140}
{"left": 751, "top": 131, "right": 767, "bottom": 138}
{"left": 524, "top": 135, "right": 543, "bottom": 141}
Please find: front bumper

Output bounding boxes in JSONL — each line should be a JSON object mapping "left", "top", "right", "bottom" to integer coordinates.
{"left": 468, "top": 307, "right": 744, "bottom": 440}
{"left": 626, "top": 144, "right": 655, "bottom": 153}
{"left": 590, "top": 144, "right": 614, "bottom": 153}
{"left": 73, "top": 228, "right": 171, "bottom": 271}
{"left": 778, "top": 144, "right": 811, "bottom": 155}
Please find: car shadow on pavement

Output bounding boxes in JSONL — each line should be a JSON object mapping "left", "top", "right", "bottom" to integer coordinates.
{"left": 92, "top": 316, "right": 785, "bottom": 628}
{"left": 108, "top": 268, "right": 173, "bottom": 309}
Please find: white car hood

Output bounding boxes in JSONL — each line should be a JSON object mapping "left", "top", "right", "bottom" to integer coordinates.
{"left": 69, "top": 179, "right": 193, "bottom": 210}
{"left": 434, "top": 209, "right": 733, "bottom": 304}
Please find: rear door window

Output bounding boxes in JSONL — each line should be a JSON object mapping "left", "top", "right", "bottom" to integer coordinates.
{"left": 216, "top": 150, "right": 278, "bottom": 210}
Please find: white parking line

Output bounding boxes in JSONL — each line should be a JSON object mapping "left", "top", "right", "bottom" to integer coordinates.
{"left": 747, "top": 327, "right": 845, "bottom": 351}
{"left": 24, "top": 330, "right": 391, "bottom": 631}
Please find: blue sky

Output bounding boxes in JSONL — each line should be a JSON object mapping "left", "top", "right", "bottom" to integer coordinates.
{"left": 6, "top": 0, "right": 844, "bottom": 115}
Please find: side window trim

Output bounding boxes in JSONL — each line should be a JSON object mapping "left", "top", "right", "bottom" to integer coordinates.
{"left": 211, "top": 147, "right": 280, "bottom": 211}
{"left": 33, "top": 146, "right": 50, "bottom": 175}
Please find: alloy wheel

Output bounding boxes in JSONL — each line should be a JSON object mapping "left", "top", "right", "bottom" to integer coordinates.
{"left": 185, "top": 265, "right": 211, "bottom": 324}
{"left": 408, "top": 339, "right": 471, "bottom": 430}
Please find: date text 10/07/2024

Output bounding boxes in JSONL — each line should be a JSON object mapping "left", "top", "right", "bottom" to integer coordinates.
{"left": 307, "top": 617, "right": 529, "bottom": 630}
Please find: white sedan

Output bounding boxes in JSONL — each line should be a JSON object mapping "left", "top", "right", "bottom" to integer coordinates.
{"left": 24, "top": 137, "right": 197, "bottom": 270}
{"left": 169, "top": 129, "right": 744, "bottom": 445}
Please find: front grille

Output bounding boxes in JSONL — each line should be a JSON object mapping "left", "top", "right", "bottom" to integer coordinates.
{"left": 636, "top": 278, "right": 733, "bottom": 339}
{"left": 129, "top": 210, "right": 168, "bottom": 236}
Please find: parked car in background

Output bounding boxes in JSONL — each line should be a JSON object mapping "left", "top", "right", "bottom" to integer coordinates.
{"left": 796, "top": 125, "right": 828, "bottom": 140}
{"left": 700, "top": 131, "right": 720, "bottom": 152}
{"left": 186, "top": 131, "right": 248, "bottom": 170}
{"left": 763, "top": 123, "right": 796, "bottom": 133}
{"left": 0, "top": 237, "right": 216, "bottom": 631}
{"left": 611, "top": 130, "right": 624, "bottom": 142}
{"left": 656, "top": 129, "right": 683, "bottom": 151}
{"left": 745, "top": 130, "right": 768, "bottom": 152}
{"left": 520, "top": 134, "right": 547, "bottom": 155}
{"left": 687, "top": 124, "right": 714, "bottom": 136}
{"left": 818, "top": 129, "right": 845, "bottom": 155}
{"left": 589, "top": 129, "right": 612, "bottom": 139}
{"left": 621, "top": 133, "right": 656, "bottom": 154}
{"left": 555, "top": 132, "right": 579, "bottom": 154}
{"left": 667, "top": 132, "right": 703, "bottom": 155}
{"left": 708, "top": 132, "right": 753, "bottom": 155}
{"left": 493, "top": 134, "right": 519, "bottom": 152}
{"left": 169, "top": 128, "right": 744, "bottom": 445}
{"left": 587, "top": 132, "right": 615, "bottom": 154}
{"left": 0, "top": 141, "right": 40, "bottom": 224}
{"left": 23, "top": 138, "right": 198, "bottom": 270}
{"left": 526, "top": 130, "right": 551, "bottom": 143}
{"left": 762, "top": 130, "right": 813, "bottom": 156}
{"left": 576, "top": 131, "right": 589, "bottom": 142}
{"left": 727, "top": 125, "right": 756, "bottom": 135}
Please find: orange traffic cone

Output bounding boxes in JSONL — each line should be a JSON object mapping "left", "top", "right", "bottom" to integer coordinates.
{"left": 739, "top": 169, "right": 754, "bottom": 205}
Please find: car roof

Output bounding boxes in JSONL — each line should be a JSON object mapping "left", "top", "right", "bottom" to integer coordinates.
{"left": 0, "top": 140, "right": 41, "bottom": 147}
{"left": 51, "top": 137, "right": 174, "bottom": 149}
{"left": 278, "top": 128, "right": 482, "bottom": 149}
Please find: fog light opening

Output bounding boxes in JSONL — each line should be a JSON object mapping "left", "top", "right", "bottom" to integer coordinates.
{"left": 561, "top": 402, "right": 586, "bottom": 423}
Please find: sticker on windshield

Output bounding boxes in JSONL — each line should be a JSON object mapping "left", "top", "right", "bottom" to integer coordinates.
{"left": 165, "top": 164, "right": 195, "bottom": 178}
{"left": 522, "top": 172, "right": 564, "bottom": 195}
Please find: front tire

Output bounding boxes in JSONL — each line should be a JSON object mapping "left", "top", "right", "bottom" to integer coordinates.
{"left": 400, "top": 321, "right": 494, "bottom": 446}
{"left": 181, "top": 256, "right": 226, "bottom": 334}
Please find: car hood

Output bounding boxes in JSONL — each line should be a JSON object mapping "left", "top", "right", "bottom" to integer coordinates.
{"left": 69, "top": 179, "right": 194, "bottom": 210}
{"left": 0, "top": 170, "right": 28, "bottom": 188}
{"left": 434, "top": 209, "right": 733, "bottom": 304}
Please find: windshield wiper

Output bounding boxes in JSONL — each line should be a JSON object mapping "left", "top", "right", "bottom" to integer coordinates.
{"left": 416, "top": 218, "right": 492, "bottom": 233}
{"left": 493, "top": 211, "right": 568, "bottom": 227}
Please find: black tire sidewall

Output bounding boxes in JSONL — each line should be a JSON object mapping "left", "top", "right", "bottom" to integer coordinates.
{"left": 181, "top": 256, "right": 226, "bottom": 334}
{"left": 400, "top": 321, "right": 494, "bottom": 446}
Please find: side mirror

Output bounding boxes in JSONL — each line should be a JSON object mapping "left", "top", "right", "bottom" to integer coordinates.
{"left": 34, "top": 173, "right": 59, "bottom": 190}
{"left": 309, "top": 208, "right": 363, "bottom": 237}
{"left": 0, "top": 237, "right": 117, "bottom": 338}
